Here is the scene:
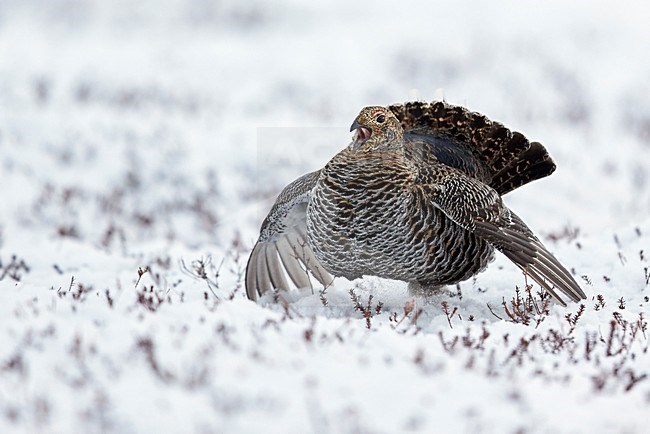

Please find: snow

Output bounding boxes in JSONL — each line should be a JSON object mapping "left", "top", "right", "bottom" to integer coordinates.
{"left": 1, "top": 0, "right": 649, "bottom": 432}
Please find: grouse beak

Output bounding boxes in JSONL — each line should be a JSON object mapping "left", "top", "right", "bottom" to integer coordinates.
{"left": 349, "top": 120, "right": 362, "bottom": 133}
{"left": 350, "top": 120, "right": 371, "bottom": 150}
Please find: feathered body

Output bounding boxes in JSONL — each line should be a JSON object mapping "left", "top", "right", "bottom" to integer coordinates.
{"left": 246, "top": 101, "right": 586, "bottom": 306}
{"left": 308, "top": 148, "right": 492, "bottom": 286}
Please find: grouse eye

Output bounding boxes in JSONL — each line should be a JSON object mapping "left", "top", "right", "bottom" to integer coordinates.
{"left": 376, "top": 114, "right": 386, "bottom": 123}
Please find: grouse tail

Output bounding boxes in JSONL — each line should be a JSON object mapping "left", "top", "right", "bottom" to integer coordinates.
{"left": 388, "top": 100, "right": 556, "bottom": 195}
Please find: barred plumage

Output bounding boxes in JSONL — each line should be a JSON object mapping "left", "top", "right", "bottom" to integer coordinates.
{"left": 246, "top": 101, "right": 586, "bottom": 306}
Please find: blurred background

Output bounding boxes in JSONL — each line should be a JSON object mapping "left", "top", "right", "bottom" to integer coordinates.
{"left": 1, "top": 0, "right": 649, "bottom": 253}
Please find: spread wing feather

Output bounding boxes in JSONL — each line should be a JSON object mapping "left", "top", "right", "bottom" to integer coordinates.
{"left": 245, "top": 171, "right": 333, "bottom": 300}
{"left": 421, "top": 165, "right": 586, "bottom": 306}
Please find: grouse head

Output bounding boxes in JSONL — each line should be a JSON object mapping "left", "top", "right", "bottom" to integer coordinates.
{"left": 349, "top": 106, "right": 403, "bottom": 151}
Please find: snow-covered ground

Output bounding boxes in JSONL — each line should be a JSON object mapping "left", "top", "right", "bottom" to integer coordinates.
{"left": 1, "top": 1, "right": 649, "bottom": 432}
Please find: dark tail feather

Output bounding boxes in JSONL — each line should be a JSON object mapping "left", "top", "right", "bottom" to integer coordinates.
{"left": 389, "top": 100, "right": 557, "bottom": 195}
{"left": 490, "top": 142, "right": 556, "bottom": 195}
